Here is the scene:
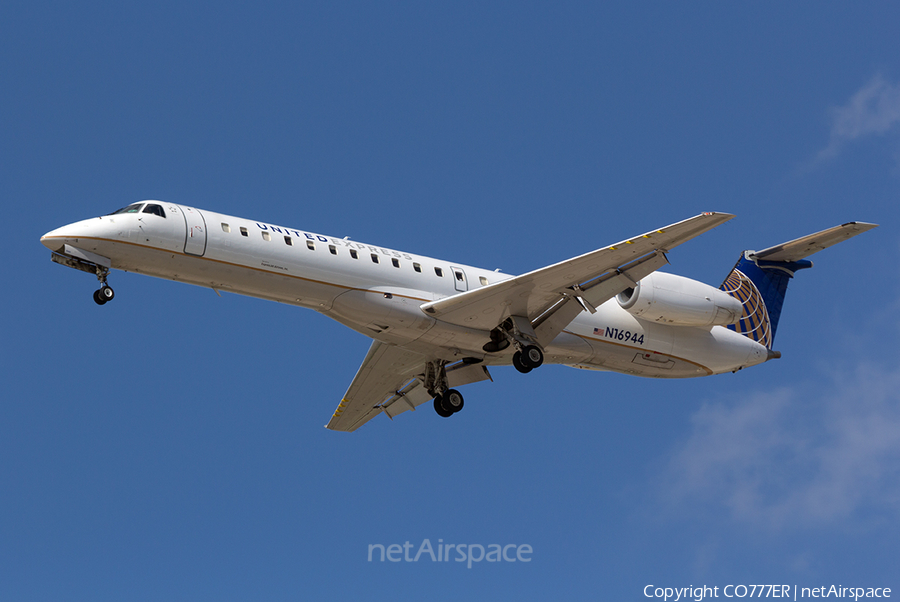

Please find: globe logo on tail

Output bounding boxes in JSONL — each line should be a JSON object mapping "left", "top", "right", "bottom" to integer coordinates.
{"left": 720, "top": 268, "right": 773, "bottom": 349}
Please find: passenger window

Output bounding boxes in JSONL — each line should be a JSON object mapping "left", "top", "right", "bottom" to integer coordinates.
{"left": 142, "top": 204, "right": 166, "bottom": 218}
{"left": 240, "top": 227, "right": 248, "bottom": 237}
{"left": 371, "top": 254, "right": 379, "bottom": 264}
{"left": 413, "top": 262, "right": 422, "bottom": 273}
{"left": 434, "top": 267, "right": 443, "bottom": 277}
{"left": 391, "top": 258, "right": 400, "bottom": 268}
{"left": 221, "top": 223, "right": 231, "bottom": 233}
{"left": 284, "top": 236, "right": 292, "bottom": 246}
{"left": 480, "top": 276, "right": 488, "bottom": 286}
{"left": 306, "top": 240, "right": 315, "bottom": 250}
{"left": 262, "top": 231, "right": 271, "bottom": 241}
{"left": 350, "top": 249, "right": 358, "bottom": 259}
{"left": 329, "top": 245, "right": 337, "bottom": 255}
{"left": 455, "top": 271, "right": 464, "bottom": 281}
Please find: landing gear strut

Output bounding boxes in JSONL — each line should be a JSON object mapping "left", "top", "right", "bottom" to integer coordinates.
{"left": 425, "top": 360, "right": 465, "bottom": 418}
{"left": 93, "top": 267, "right": 114, "bottom": 306}
{"left": 49, "top": 250, "right": 116, "bottom": 306}
{"left": 491, "top": 317, "right": 545, "bottom": 374}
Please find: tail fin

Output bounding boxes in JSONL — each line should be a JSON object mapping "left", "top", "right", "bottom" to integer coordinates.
{"left": 719, "top": 221, "right": 877, "bottom": 349}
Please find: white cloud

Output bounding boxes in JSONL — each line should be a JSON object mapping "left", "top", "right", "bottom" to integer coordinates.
{"left": 818, "top": 74, "right": 900, "bottom": 160}
{"left": 663, "top": 363, "right": 900, "bottom": 530}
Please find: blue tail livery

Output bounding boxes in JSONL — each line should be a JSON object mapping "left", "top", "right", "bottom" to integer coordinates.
{"left": 720, "top": 222, "right": 877, "bottom": 349}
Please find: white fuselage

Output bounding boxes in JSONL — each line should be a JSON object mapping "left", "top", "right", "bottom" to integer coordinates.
{"left": 41, "top": 202, "right": 769, "bottom": 378}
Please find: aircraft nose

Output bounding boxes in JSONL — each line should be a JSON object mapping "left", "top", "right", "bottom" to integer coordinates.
{"left": 41, "top": 225, "right": 71, "bottom": 251}
{"left": 40, "top": 218, "right": 100, "bottom": 251}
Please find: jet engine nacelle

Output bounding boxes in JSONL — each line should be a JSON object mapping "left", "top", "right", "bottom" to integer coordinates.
{"left": 616, "top": 272, "right": 743, "bottom": 327}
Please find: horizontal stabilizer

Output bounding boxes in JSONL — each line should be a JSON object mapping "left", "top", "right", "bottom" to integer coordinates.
{"left": 750, "top": 222, "right": 877, "bottom": 262}
{"left": 722, "top": 220, "right": 878, "bottom": 348}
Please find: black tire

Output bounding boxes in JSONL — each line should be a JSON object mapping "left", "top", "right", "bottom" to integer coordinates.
{"left": 434, "top": 395, "right": 454, "bottom": 418}
{"left": 512, "top": 351, "right": 532, "bottom": 374}
{"left": 93, "top": 289, "right": 107, "bottom": 305}
{"left": 98, "top": 285, "right": 115, "bottom": 303}
{"left": 442, "top": 389, "right": 464, "bottom": 414}
{"left": 523, "top": 345, "right": 543, "bottom": 369}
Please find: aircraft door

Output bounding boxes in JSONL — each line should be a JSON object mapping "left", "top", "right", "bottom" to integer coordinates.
{"left": 181, "top": 206, "right": 208, "bottom": 256}
{"left": 450, "top": 266, "right": 468, "bottom": 292}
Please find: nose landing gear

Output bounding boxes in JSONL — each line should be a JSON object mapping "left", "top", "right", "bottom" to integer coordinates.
{"left": 49, "top": 249, "right": 116, "bottom": 306}
{"left": 93, "top": 285, "right": 115, "bottom": 305}
{"left": 92, "top": 266, "right": 114, "bottom": 306}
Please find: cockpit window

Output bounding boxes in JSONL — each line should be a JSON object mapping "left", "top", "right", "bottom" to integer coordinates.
{"left": 109, "top": 203, "right": 144, "bottom": 215}
{"left": 142, "top": 204, "right": 166, "bottom": 218}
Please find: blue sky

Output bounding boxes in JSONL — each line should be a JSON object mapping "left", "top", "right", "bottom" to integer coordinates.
{"left": 3, "top": 2, "right": 899, "bottom": 600}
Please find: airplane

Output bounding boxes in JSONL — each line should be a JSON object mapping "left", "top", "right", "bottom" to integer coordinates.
{"left": 41, "top": 202, "right": 876, "bottom": 431}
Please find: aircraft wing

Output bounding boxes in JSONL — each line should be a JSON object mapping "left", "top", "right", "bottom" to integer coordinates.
{"left": 326, "top": 341, "right": 494, "bottom": 431}
{"left": 326, "top": 340, "right": 428, "bottom": 432}
{"left": 750, "top": 221, "right": 878, "bottom": 262}
{"left": 420, "top": 212, "right": 735, "bottom": 337}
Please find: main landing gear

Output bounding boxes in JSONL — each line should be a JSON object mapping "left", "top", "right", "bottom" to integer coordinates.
{"left": 434, "top": 389, "right": 464, "bottom": 418}
{"left": 424, "top": 360, "right": 465, "bottom": 419}
{"left": 485, "top": 317, "right": 545, "bottom": 375}
{"left": 512, "top": 345, "right": 544, "bottom": 374}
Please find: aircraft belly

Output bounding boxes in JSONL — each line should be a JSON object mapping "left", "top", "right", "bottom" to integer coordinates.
{"left": 395, "top": 321, "right": 494, "bottom": 361}
{"left": 544, "top": 331, "right": 594, "bottom": 364}
{"left": 329, "top": 288, "right": 437, "bottom": 345}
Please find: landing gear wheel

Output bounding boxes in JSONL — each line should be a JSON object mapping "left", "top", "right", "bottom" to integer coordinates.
{"left": 94, "top": 285, "right": 114, "bottom": 305}
{"left": 522, "top": 345, "right": 543, "bottom": 369}
{"left": 441, "top": 389, "right": 464, "bottom": 414}
{"left": 512, "top": 351, "right": 532, "bottom": 374}
{"left": 434, "top": 395, "right": 453, "bottom": 418}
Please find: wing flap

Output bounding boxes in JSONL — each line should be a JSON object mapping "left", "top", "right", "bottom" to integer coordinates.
{"left": 326, "top": 341, "right": 426, "bottom": 432}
